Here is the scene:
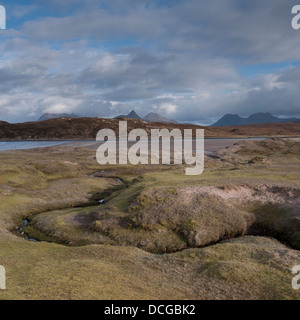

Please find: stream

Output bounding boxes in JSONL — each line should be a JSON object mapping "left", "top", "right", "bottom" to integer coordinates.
{"left": 16, "top": 173, "right": 125, "bottom": 243}
{"left": 17, "top": 219, "right": 38, "bottom": 242}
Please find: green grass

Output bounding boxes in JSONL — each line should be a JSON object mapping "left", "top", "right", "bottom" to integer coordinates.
{"left": 0, "top": 139, "right": 300, "bottom": 299}
{"left": 0, "top": 236, "right": 298, "bottom": 300}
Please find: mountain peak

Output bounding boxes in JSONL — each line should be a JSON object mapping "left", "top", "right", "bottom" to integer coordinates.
{"left": 143, "top": 112, "right": 178, "bottom": 124}
{"left": 114, "top": 110, "right": 142, "bottom": 120}
{"left": 128, "top": 110, "right": 140, "bottom": 117}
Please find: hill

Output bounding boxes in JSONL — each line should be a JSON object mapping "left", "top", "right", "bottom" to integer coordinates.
{"left": 38, "top": 113, "right": 79, "bottom": 121}
{"left": 0, "top": 117, "right": 226, "bottom": 140}
{"left": 212, "top": 112, "right": 299, "bottom": 127}
{"left": 219, "top": 121, "right": 300, "bottom": 136}
{"left": 1, "top": 117, "right": 300, "bottom": 140}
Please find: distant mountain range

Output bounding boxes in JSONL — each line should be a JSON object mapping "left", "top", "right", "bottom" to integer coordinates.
{"left": 211, "top": 112, "right": 299, "bottom": 127}
{"left": 37, "top": 111, "right": 299, "bottom": 127}
{"left": 115, "top": 110, "right": 178, "bottom": 124}
{"left": 38, "top": 113, "right": 79, "bottom": 121}
{"left": 37, "top": 110, "right": 177, "bottom": 124}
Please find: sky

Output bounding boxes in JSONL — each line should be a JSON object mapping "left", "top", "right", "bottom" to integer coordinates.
{"left": 0, "top": 0, "right": 300, "bottom": 125}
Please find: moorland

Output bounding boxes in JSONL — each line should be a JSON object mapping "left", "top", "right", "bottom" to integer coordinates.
{"left": 0, "top": 138, "right": 299, "bottom": 299}
{"left": 1, "top": 117, "right": 300, "bottom": 140}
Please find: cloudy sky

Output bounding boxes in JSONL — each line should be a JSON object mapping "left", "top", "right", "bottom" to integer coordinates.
{"left": 0, "top": 0, "right": 300, "bottom": 124}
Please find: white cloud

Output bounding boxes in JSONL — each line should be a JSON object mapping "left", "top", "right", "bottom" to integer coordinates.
{"left": 0, "top": 0, "right": 300, "bottom": 123}
{"left": 158, "top": 103, "right": 178, "bottom": 115}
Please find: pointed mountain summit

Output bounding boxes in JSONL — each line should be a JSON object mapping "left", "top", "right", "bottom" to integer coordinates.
{"left": 115, "top": 110, "right": 142, "bottom": 120}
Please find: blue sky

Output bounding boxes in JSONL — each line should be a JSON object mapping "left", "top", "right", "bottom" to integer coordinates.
{"left": 0, "top": 0, "right": 300, "bottom": 124}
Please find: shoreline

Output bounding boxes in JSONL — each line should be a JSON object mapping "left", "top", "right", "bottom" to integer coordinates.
{"left": 1, "top": 135, "right": 300, "bottom": 142}
{"left": 1, "top": 137, "right": 300, "bottom": 153}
